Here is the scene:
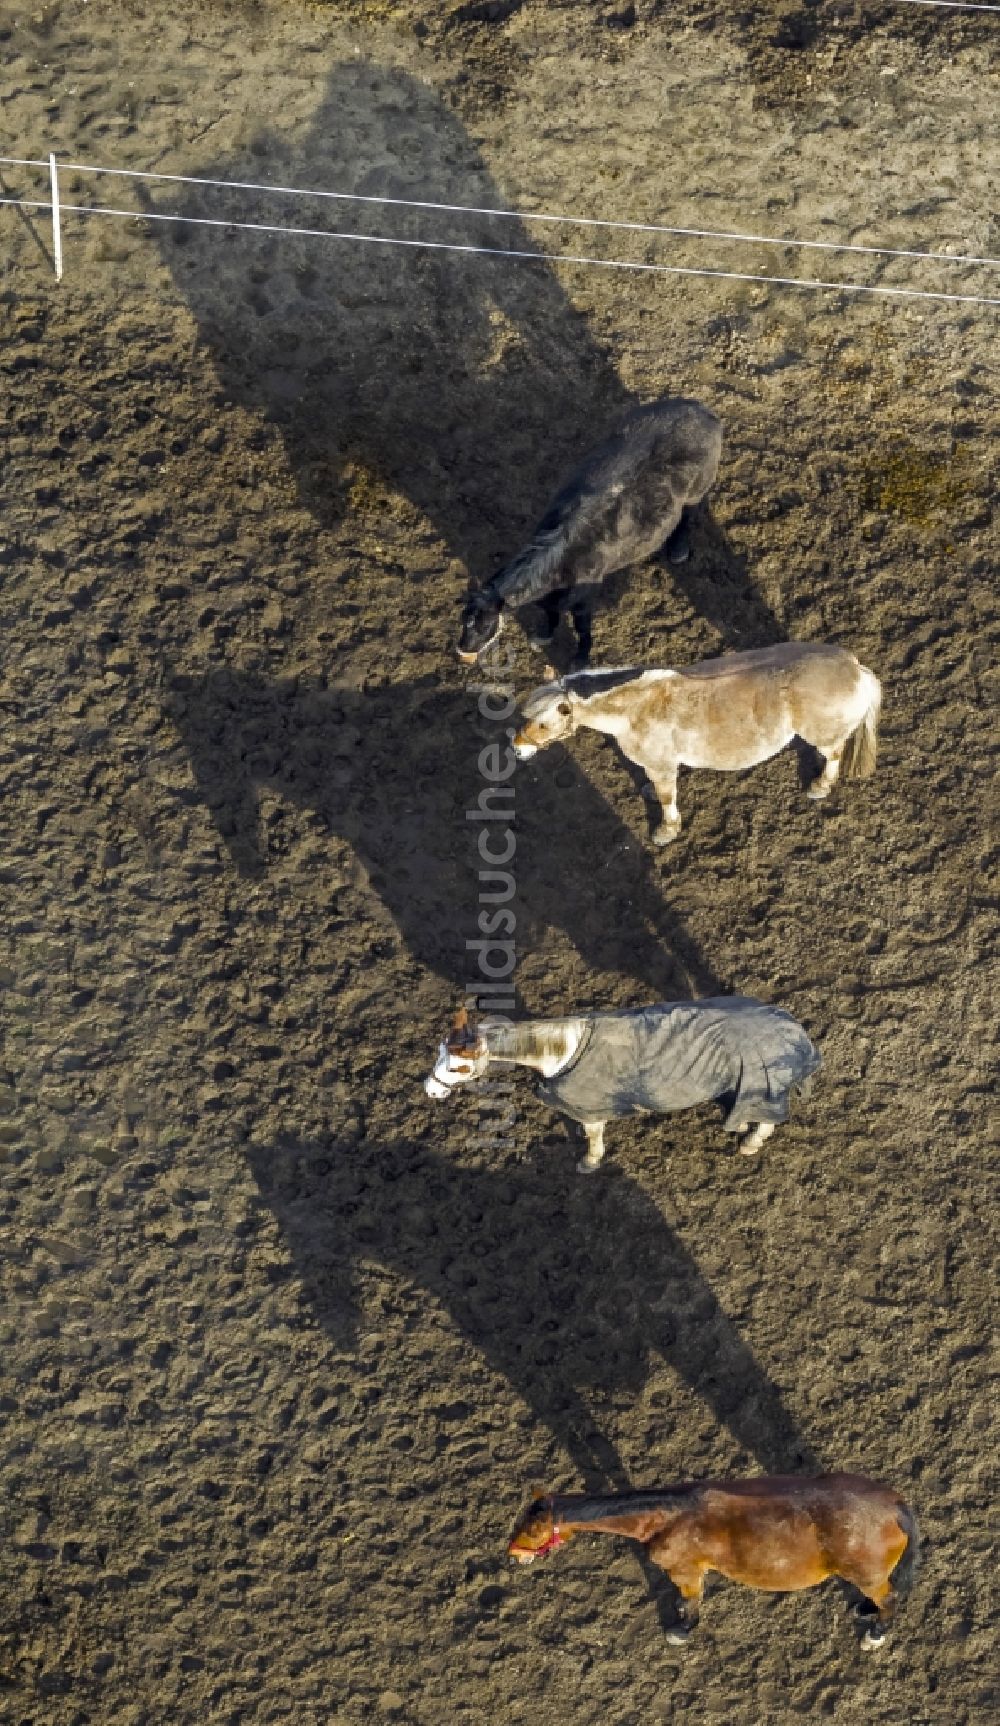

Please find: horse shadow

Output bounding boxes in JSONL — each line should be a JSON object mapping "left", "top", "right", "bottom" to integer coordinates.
{"left": 247, "top": 1132, "right": 820, "bottom": 1629}
{"left": 245, "top": 1139, "right": 822, "bottom": 1622}
{"left": 655, "top": 507, "right": 786, "bottom": 649}
{"left": 148, "top": 57, "right": 782, "bottom": 647}
{"left": 168, "top": 668, "right": 724, "bottom": 1000}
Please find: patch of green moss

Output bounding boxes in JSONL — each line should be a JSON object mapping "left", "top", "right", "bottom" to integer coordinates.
{"left": 861, "top": 443, "right": 973, "bottom": 526}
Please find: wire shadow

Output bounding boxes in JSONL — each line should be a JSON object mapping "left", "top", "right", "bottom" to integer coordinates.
{"left": 169, "top": 669, "right": 722, "bottom": 1001}
{"left": 247, "top": 1132, "right": 820, "bottom": 1627}
{"left": 148, "top": 57, "right": 782, "bottom": 646}
{"left": 0, "top": 167, "right": 54, "bottom": 270}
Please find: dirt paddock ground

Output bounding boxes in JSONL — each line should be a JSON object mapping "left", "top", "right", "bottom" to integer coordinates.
{"left": 1, "top": 2, "right": 998, "bottom": 1722}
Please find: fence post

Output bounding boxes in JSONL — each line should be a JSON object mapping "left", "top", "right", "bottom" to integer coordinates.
{"left": 49, "top": 152, "right": 63, "bottom": 281}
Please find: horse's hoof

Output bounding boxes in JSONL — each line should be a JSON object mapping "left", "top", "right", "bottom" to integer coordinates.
{"left": 664, "top": 1625, "right": 692, "bottom": 1646}
{"left": 576, "top": 1157, "right": 603, "bottom": 1175}
{"left": 653, "top": 823, "right": 680, "bottom": 847}
{"left": 861, "top": 1627, "right": 888, "bottom": 1651}
{"left": 738, "top": 1140, "right": 761, "bottom": 1157}
{"left": 806, "top": 780, "right": 831, "bottom": 801}
{"left": 665, "top": 522, "right": 692, "bottom": 566}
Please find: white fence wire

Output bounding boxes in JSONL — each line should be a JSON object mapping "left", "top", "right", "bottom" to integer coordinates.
{"left": 890, "top": 0, "right": 1000, "bottom": 10}
{"left": 2, "top": 154, "right": 999, "bottom": 310}
{"left": 5, "top": 156, "right": 1000, "bottom": 272}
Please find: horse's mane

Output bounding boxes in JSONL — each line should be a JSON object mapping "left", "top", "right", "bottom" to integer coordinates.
{"left": 564, "top": 667, "right": 647, "bottom": 701}
{"left": 479, "top": 1015, "right": 583, "bottom": 1066}
{"left": 555, "top": 1486, "right": 701, "bottom": 1522}
{"left": 520, "top": 666, "right": 648, "bottom": 721}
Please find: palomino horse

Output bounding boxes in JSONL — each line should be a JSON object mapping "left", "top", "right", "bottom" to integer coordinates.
{"left": 457, "top": 398, "right": 722, "bottom": 669}
{"left": 512, "top": 642, "right": 881, "bottom": 845}
{"left": 424, "top": 1002, "right": 820, "bottom": 1172}
{"left": 508, "top": 1474, "right": 918, "bottom": 1649}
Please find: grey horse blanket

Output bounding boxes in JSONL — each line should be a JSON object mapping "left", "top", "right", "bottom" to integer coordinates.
{"left": 537, "top": 998, "right": 821, "bottom": 1128}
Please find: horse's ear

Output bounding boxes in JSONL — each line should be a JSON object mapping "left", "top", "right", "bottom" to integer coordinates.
{"left": 529, "top": 1484, "right": 550, "bottom": 1504}
{"left": 451, "top": 1005, "right": 478, "bottom": 1047}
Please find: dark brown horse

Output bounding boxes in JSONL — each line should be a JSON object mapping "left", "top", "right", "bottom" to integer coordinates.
{"left": 509, "top": 1474, "right": 918, "bottom": 1649}
{"left": 457, "top": 398, "right": 722, "bottom": 669}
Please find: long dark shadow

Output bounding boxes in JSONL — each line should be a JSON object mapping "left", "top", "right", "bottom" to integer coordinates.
{"left": 149, "top": 57, "right": 782, "bottom": 645}
{"left": 248, "top": 1134, "right": 819, "bottom": 1626}
{"left": 169, "top": 669, "right": 722, "bottom": 1000}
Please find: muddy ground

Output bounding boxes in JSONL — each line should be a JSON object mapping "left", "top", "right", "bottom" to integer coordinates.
{"left": 1, "top": 1, "right": 998, "bottom": 1722}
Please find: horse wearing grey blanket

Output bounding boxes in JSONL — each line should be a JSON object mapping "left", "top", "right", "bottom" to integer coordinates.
{"left": 425, "top": 998, "right": 821, "bottom": 1173}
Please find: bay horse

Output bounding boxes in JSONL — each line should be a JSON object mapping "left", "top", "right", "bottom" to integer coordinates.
{"left": 512, "top": 641, "right": 881, "bottom": 845}
{"left": 457, "top": 398, "right": 722, "bottom": 669}
{"left": 424, "top": 1002, "right": 820, "bottom": 1172}
{"left": 508, "top": 1474, "right": 918, "bottom": 1649}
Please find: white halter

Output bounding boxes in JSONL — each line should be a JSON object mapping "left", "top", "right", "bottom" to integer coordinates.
{"left": 424, "top": 1040, "right": 487, "bottom": 1099}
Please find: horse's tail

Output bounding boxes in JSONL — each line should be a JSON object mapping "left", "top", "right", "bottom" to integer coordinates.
{"left": 889, "top": 1502, "right": 920, "bottom": 1598}
{"left": 839, "top": 667, "right": 881, "bottom": 780}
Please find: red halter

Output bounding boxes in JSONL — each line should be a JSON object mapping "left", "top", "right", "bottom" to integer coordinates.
{"left": 530, "top": 1523, "right": 564, "bottom": 1560}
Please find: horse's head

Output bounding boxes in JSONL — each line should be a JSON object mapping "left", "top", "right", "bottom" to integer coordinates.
{"left": 424, "top": 1007, "right": 490, "bottom": 1098}
{"left": 508, "top": 1492, "right": 568, "bottom": 1564}
{"left": 512, "top": 681, "right": 575, "bottom": 760}
{"left": 457, "top": 587, "right": 503, "bottom": 664}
